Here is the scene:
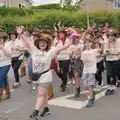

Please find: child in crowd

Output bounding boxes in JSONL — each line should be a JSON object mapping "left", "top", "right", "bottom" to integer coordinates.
{"left": 81, "top": 38, "right": 101, "bottom": 107}
{"left": 68, "top": 33, "right": 84, "bottom": 97}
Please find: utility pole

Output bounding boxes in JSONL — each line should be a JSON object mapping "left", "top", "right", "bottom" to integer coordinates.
{"left": 85, "top": 0, "right": 90, "bottom": 28}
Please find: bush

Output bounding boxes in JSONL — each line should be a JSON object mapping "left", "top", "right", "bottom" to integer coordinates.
{"left": 0, "top": 7, "right": 34, "bottom": 16}
{"left": 1, "top": 10, "right": 120, "bottom": 33}
{"left": 31, "top": 3, "right": 60, "bottom": 10}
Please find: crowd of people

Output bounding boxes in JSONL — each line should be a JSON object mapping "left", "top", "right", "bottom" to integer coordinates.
{"left": 0, "top": 22, "right": 120, "bottom": 120}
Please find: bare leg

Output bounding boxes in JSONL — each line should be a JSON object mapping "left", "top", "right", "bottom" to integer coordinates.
{"left": 30, "top": 87, "right": 46, "bottom": 119}
{"left": 87, "top": 85, "right": 93, "bottom": 100}
{"left": 35, "top": 87, "right": 46, "bottom": 110}
{"left": 74, "top": 72, "right": 80, "bottom": 88}
{"left": 74, "top": 72, "right": 80, "bottom": 97}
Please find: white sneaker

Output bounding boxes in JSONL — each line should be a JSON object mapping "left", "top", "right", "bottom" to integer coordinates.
{"left": 67, "top": 80, "right": 72, "bottom": 85}
{"left": 13, "top": 82, "right": 20, "bottom": 88}
{"left": 72, "top": 80, "right": 76, "bottom": 85}
{"left": 96, "top": 86, "right": 102, "bottom": 92}
{"left": 32, "top": 86, "right": 36, "bottom": 90}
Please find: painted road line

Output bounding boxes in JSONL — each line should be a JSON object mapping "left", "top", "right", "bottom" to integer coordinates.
{"left": 48, "top": 86, "right": 108, "bottom": 109}
{"left": 4, "top": 103, "right": 24, "bottom": 114}
{"left": 3, "top": 89, "right": 15, "bottom": 94}
{"left": 10, "top": 89, "right": 14, "bottom": 92}
{"left": 49, "top": 85, "right": 108, "bottom": 100}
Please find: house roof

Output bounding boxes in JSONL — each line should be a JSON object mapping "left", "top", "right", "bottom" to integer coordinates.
{"left": 26, "top": 0, "right": 34, "bottom": 4}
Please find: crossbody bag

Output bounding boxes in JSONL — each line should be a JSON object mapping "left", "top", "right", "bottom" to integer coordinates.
{"left": 12, "top": 53, "right": 23, "bottom": 62}
{"left": 32, "top": 69, "right": 49, "bottom": 81}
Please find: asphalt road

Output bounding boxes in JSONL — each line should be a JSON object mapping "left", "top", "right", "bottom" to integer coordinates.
{"left": 0, "top": 67, "right": 120, "bottom": 120}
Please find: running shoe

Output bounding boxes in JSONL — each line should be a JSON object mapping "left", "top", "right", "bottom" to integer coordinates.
{"left": 30, "top": 111, "right": 38, "bottom": 120}
{"left": 74, "top": 87, "right": 80, "bottom": 98}
{"left": 105, "top": 89, "right": 115, "bottom": 95}
{"left": 67, "top": 80, "right": 72, "bottom": 85}
{"left": 61, "top": 86, "right": 66, "bottom": 92}
{"left": 96, "top": 86, "right": 102, "bottom": 92}
{"left": 13, "top": 82, "right": 20, "bottom": 88}
{"left": 72, "top": 80, "right": 76, "bottom": 85}
{"left": 27, "top": 80, "right": 32, "bottom": 84}
{"left": 116, "top": 82, "right": 120, "bottom": 88}
{"left": 86, "top": 99, "right": 94, "bottom": 108}
{"left": 40, "top": 108, "right": 50, "bottom": 117}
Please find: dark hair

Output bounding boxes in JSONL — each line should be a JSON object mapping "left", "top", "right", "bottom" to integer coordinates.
{"left": 23, "top": 28, "right": 33, "bottom": 34}
{"left": 10, "top": 31, "right": 18, "bottom": 38}
{"left": 57, "top": 30, "right": 67, "bottom": 45}
{"left": 0, "top": 35, "right": 8, "bottom": 43}
{"left": 34, "top": 38, "right": 49, "bottom": 51}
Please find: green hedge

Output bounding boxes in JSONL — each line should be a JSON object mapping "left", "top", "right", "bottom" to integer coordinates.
{"left": 0, "top": 7, "right": 34, "bottom": 16}
{"left": 0, "top": 9, "right": 120, "bottom": 33}
{"left": 31, "top": 3, "right": 60, "bottom": 10}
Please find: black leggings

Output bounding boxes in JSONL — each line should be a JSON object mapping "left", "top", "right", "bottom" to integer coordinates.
{"left": 12, "top": 60, "right": 22, "bottom": 83}
{"left": 106, "top": 60, "right": 119, "bottom": 85}
{"left": 57, "top": 60, "right": 70, "bottom": 87}
{"left": 95, "top": 60, "right": 104, "bottom": 85}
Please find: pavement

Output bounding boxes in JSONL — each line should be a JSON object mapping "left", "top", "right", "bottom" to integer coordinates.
{"left": 0, "top": 67, "right": 120, "bottom": 120}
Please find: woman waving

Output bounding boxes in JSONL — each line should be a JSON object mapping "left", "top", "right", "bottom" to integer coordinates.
{"left": 21, "top": 34, "right": 71, "bottom": 120}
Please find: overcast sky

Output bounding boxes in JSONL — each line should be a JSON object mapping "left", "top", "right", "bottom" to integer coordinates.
{"left": 33, "top": 0, "right": 60, "bottom": 6}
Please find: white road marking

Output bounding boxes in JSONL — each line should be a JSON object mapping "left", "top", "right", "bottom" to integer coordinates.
{"left": 4, "top": 103, "right": 24, "bottom": 114}
{"left": 3, "top": 89, "right": 15, "bottom": 94}
{"left": 48, "top": 85, "right": 108, "bottom": 109}
{"left": 6, "top": 86, "right": 109, "bottom": 110}
{"left": 10, "top": 89, "right": 15, "bottom": 92}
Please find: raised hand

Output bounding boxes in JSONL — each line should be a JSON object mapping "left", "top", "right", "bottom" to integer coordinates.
{"left": 58, "top": 21, "right": 61, "bottom": 27}
{"left": 16, "top": 26, "right": 23, "bottom": 34}
{"left": 21, "top": 34, "right": 28, "bottom": 42}
{"left": 0, "top": 45, "right": 3, "bottom": 49}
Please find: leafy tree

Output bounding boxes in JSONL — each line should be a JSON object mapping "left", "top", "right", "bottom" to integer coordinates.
{"left": 60, "top": 0, "right": 83, "bottom": 11}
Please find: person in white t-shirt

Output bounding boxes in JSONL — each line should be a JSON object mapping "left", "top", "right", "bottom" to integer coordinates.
{"left": 81, "top": 38, "right": 101, "bottom": 108}
{"left": 105, "top": 33, "right": 120, "bottom": 95}
{"left": 93, "top": 40, "right": 104, "bottom": 92}
{"left": 54, "top": 29, "right": 70, "bottom": 92}
{"left": 0, "top": 35, "right": 11, "bottom": 101}
{"left": 21, "top": 35, "right": 71, "bottom": 120}
{"left": 7, "top": 31, "right": 25, "bottom": 88}
{"left": 19, "top": 28, "right": 32, "bottom": 77}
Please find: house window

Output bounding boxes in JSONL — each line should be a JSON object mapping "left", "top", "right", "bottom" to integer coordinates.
{"left": 114, "top": 0, "right": 120, "bottom": 8}
{"left": 19, "top": 4, "right": 25, "bottom": 8}
{"left": 19, "top": 4, "right": 22, "bottom": 7}
{"left": 4, "top": 2, "right": 11, "bottom": 7}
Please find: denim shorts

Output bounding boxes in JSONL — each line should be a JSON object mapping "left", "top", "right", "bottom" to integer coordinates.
{"left": 82, "top": 73, "right": 95, "bottom": 86}
{"left": 28, "top": 60, "right": 33, "bottom": 77}
{"left": 0, "top": 65, "right": 10, "bottom": 87}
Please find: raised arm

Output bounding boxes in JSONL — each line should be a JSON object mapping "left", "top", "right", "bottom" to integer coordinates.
{"left": 80, "top": 30, "right": 87, "bottom": 41}
{"left": 55, "top": 57, "right": 60, "bottom": 73}
{"left": 21, "top": 35, "right": 31, "bottom": 49}
{"left": 54, "top": 22, "right": 58, "bottom": 31}
{"left": 56, "top": 40, "right": 71, "bottom": 55}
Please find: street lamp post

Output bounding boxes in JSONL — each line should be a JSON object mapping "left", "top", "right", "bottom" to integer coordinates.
{"left": 85, "top": 0, "right": 90, "bottom": 28}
